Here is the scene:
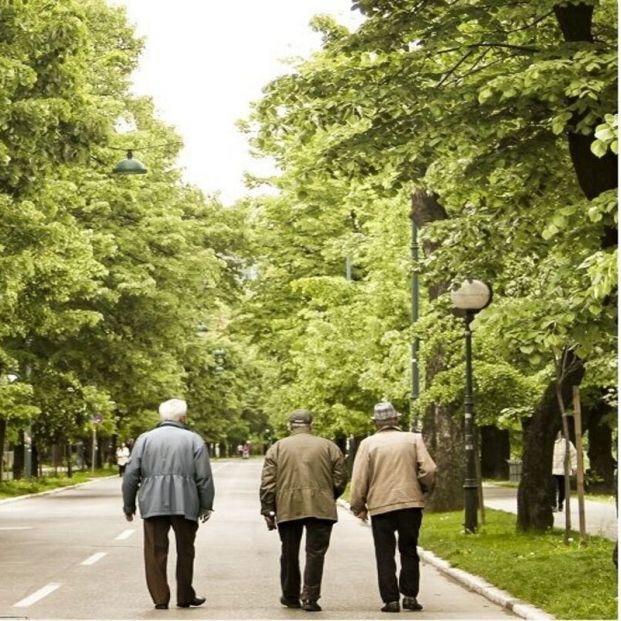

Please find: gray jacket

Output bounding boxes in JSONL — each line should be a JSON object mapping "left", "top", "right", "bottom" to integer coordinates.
{"left": 122, "top": 421, "right": 214, "bottom": 521}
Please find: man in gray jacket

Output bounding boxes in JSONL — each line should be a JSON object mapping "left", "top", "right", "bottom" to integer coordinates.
{"left": 122, "top": 398, "right": 214, "bottom": 610}
{"left": 350, "top": 401, "right": 436, "bottom": 613}
{"left": 260, "top": 409, "right": 346, "bottom": 612}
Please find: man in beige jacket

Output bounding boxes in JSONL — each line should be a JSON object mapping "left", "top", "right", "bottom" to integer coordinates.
{"left": 350, "top": 401, "right": 436, "bottom": 613}
{"left": 260, "top": 409, "right": 346, "bottom": 612}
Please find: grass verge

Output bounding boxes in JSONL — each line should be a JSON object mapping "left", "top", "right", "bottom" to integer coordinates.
{"left": 419, "top": 509, "right": 617, "bottom": 620}
{"left": 0, "top": 468, "right": 115, "bottom": 499}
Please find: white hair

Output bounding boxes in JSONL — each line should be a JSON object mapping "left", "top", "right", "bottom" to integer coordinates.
{"left": 159, "top": 398, "right": 188, "bottom": 422}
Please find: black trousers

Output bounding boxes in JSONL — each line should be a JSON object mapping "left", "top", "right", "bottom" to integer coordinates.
{"left": 553, "top": 475, "right": 566, "bottom": 508}
{"left": 277, "top": 518, "right": 334, "bottom": 602}
{"left": 143, "top": 515, "right": 198, "bottom": 606}
{"left": 370, "top": 508, "right": 423, "bottom": 603}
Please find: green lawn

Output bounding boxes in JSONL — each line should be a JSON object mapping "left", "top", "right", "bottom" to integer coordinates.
{"left": 419, "top": 509, "right": 617, "bottom": 620}
{"left": 0, "top": 468, "right": 115, "bottom": 499}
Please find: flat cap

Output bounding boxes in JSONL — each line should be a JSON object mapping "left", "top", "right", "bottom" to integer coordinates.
{"left": 288, "top": 409, "right": 313, "bottom": 425}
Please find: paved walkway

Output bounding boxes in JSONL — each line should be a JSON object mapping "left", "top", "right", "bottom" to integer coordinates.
{"left": 482, "top": 483, "right": 618, "bottom": 540}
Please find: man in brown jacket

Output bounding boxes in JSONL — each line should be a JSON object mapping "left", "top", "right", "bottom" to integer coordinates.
{"left": 350, "top": 401, "right": 436, "bottom": 613}
{"left": 260, "top": 409, "right": 347, "bottom": 612}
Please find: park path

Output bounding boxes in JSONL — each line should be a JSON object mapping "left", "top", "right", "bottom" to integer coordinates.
{"left": 482, "top": 482, "right": 617, "bottom": 540}
{"left": 0, "top": 459, "right": 518, "bottom": 619}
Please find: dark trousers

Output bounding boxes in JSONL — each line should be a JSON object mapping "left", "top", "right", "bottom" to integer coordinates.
{"left": 370, "top": 508, "right": 423, "bottom": 603}
{"left": 277, "top": 518, "right": 334, "bottom": 602}
{"left": 143, "top": 515, "right": 198, "bottom": 606}
{"left": 553, "top": 475, "right": 566, "bottom": 508}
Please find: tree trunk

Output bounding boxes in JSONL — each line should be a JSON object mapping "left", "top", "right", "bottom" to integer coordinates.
{"left": 517, "top": 355, "right": 584, "bottom": 531}
{"left": 423, "top": 403, "right": 466, "bottom": 511}
{"left": 587, "top": 414, "right": 616, "bottom": 492}
{"left": 0, "top": 418, "right": 5, "bottom": 481}
{"left": 12, "top": 430, "right": 24, "bottom": 480}
{"left": 480, "top": 425, "right": 510, "bottom": 479}
{"left": 553, "top": 3, "right": 618, "bottom": 248}
{"left": 411, "top": 188, "right": 466, "bottom": 512}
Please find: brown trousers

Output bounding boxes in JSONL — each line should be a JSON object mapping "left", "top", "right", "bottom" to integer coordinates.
{"left": 143, "top": 515, "right": 198, "bottom": 606}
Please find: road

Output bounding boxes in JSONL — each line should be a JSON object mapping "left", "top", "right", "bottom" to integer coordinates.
{"left": 0, "top": 459, "right": 517, "bottom": 619}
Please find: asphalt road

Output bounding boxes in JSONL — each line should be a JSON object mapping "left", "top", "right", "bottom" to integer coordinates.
{"left": 0, "top": 459, "right": 517, "bottom": 619}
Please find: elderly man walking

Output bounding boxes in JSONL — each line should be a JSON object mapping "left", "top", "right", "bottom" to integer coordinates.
{"left": 350, "top": 401, "right": 436, "bottom": 613}
{"left": 122, "top": 398, "right": 214, "bottom": 610}
{"left": 260, "top": 409, "right": 347, "bottom": 612}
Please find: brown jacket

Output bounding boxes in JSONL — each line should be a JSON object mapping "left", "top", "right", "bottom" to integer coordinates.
{"left": 350, "top": 426, "right": 436, "bottom": 517}
{"left": 259, "top": 428, "right": 347, "bottom": 523}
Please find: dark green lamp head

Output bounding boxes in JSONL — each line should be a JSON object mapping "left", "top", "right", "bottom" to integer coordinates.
{"left": 113, "top": 150, "right": 147, "bottom": 175}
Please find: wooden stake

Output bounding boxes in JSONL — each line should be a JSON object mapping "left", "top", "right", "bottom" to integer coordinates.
{"left": 573, "top": 385, "right": 588, "bottom": 545}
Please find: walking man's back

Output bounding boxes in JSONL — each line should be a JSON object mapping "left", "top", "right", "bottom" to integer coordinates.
{"left": 260, "top": 409, "right": 347, "bottom": 612}
{"left": 350, "top": 401, "right": 436, "bottom": 613}
{"left": 122, "top": 398, "right": 214, "bottom": 610}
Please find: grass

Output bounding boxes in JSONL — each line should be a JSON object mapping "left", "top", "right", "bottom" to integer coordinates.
{"left": 419, "top": 509, "right": 618, "bottom": 620}
{"left": 0, "top": 468, "right": 115, "bottom": 499}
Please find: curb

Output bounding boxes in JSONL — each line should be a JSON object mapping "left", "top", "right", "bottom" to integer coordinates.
{"left": 337, "top": 499, "right": 554, "bottom": 620}
{"left": 0, "top": 475, "right": 117, "bottom": 505}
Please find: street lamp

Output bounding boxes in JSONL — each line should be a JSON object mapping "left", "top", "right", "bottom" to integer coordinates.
{"left": 450, "top": 279, "right": 492, "bottom": 533}
{"left": 113, "top": 150, "right": 148, "bottom": 175}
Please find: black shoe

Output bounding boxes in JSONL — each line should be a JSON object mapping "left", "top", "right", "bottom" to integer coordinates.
{"left": 381, "top": 601, "right": 400, "bottom": 613}
{"left": 403, "top": 596, "right": 423, "bottom": 611}
{"left": 177, "top": 596, "right": 206, "bottom": 608}
{"left": 280, "top": 596, "right": 301, "bottom": 608}
{"left": 154, "top": 604, "right": 168, "bottom": 610}
{"left": 302, "top": 600, "right": 322, "bottom": 612}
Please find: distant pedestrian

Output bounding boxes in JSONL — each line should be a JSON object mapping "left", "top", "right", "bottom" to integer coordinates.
{"left": 552, "top": 431, "right": 578, "bottom": 512}
{"left": 116, "top": 443, "right": 130, "bottom": 476}
{"left": 350, "top": 401, "right": 436, "bottom": 613}
{"left": 260, "top": 409, "right": 347, "bottom": 612}
{"left": 122, "top": 399, "right": 214, "bottom": 610}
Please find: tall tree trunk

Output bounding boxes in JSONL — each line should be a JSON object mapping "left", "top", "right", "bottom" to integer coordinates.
{"left": 587, "top": 413, "right": 616, "bottom": 492}
{"left": 12, "top": 430, "right": 24, "bottom": 480}
{"left": 0, "top": 418, "right": 5, "bottom": 481}
{"left": 480, "top": 425, "right": 510, "bottom": 479}
{"left": 553, "top": 3, "right": 617, "bottom": 248}
{"left": 517, "top": 354, "right": 584, "bottom": 531}
{"left": 411, "top": 188, "right": 465, "bottom": 511}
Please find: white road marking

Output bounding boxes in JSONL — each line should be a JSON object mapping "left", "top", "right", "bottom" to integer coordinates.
{"left": 115, "top": 528, "right": 135, "bottom": 540}
{"left": 80, "top": 552, "right": 107, "bottom": 565}
{"left": 0, "top": 526, "right": 33, "bottom": 530}
{"left": 13, "top": 583, "right": 61, "bottom": 607}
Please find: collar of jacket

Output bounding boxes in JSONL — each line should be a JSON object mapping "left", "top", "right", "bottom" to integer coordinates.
{"left": 376, "top": 425, "right": 401, "bottom": 433}
{"left": 157, "top": 420, "right": 187, "bottom": 429}
{"left": 290, "top": 427, "right": 312, "bottom": 436}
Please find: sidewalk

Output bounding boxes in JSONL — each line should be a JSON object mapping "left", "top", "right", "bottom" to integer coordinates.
{"left": 483, "top": 482, "right": 618, "bottom": 540}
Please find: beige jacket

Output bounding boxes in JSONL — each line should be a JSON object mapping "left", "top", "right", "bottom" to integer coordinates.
{"left": 350, "top": 427, "right": 436, "bottom": 517}
{"left": 259, "top": 428, "right": 347, "bottom": 523}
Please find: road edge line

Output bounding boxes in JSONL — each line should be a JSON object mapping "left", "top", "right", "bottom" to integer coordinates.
{"left": 337, "top": 498, "right": 555, "bottom": 620}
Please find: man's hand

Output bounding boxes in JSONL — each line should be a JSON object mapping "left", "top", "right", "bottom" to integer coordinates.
{"left": 124, "top": 512, "right": 134, "bottom": 522}
{"left": 199, "top": 510, "right": 213, "bottom": 523}
{"left": 264, "top": 512, "right": 277, "bottom": 531}
{"left": 356, "top": 510, "right": 368, "bottom": 523}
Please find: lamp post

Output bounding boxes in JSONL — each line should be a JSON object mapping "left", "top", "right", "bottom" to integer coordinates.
{"left": 410, "top": 215, "right": 421, "bottom": 432}
{"left": 450, "top": 279, "right": 492, "bottom": 533}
